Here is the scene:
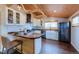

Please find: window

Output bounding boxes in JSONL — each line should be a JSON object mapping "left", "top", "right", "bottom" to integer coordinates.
{"left": 72, "top": 16, "right": 79, "bottom": 26}
{"left": 45, "top": 22, "right": 58, "bottom": 29}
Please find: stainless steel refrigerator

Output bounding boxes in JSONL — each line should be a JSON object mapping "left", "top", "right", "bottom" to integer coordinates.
{"left": 58, "top": 22, "right": 71, "bottom": 43}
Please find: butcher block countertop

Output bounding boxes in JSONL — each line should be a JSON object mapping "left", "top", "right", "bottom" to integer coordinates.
{"left": 8, "top": 30, "right": 44, "bottom": 39}
{"left": 17, "top": 32, "right": 43, "bottom": 39}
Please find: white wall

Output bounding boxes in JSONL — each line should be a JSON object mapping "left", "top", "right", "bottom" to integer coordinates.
{"left": 0, "top": 5, "right": 5, "bottom": 52}
{"left": 69, "top": 11, "right": 79, "bottom": 52}
{"left": 43, "top": 17, "right": 68, "bottom": 22}
{"left": 32, "top": 18, "right": 41, "bottom": 27}
{"left": 0, "top": 5, "right": 7, "bottom": 36}
{"left": 0, "top": 8, "right": 1, "bottom": 35}
{"left": 71, "top": 27, "right": 79, "bottom": 52}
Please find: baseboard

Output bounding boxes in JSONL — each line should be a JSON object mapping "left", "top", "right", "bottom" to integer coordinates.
{"left": 71, "top": 42, "right": 79, "bottom": 53}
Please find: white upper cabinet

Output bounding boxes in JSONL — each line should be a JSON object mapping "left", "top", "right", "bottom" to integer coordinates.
{"left": 5, "top": 6, "right": 26, "bottom": 25}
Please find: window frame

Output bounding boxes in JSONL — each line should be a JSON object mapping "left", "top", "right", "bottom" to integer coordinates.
{"left": 44, "top": 21, "right": 58, "bottom": 30}
{"left": 72, "top": 15, "right": 79, "bottom": 27}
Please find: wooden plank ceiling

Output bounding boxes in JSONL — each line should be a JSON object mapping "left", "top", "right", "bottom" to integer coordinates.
{"left": 23, "top": 4, "right": 79, "bottom": 18}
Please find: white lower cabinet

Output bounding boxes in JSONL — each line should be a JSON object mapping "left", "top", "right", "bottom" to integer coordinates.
{"left": 46, "top": 30, "right": 58, "bottom": 40}
{"left": 35, "top": 37, "right": 42, "bottom": 54}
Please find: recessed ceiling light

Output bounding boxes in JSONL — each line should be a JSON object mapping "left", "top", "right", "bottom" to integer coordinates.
{"left": 53, "top": 10, "right": 56, "bottom": 13}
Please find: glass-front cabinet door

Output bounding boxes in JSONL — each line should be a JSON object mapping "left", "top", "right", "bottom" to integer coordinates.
{"left": 16, "top": 12, "right": 20, "bottom": 24}
{"left": 8, "top": 9, "right": 13, "bottom": 24}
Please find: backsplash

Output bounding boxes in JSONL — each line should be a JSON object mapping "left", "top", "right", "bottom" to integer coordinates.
{"left": 5, "top": 23, "right": 33, "bottom": 32}
{"left": 6, "top": 25, "right": 25, "bottom": 32}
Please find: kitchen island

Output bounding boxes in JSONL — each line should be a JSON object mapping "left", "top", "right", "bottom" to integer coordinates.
{"left": 16, "top": 31, "right": 43, "bottom": 54}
